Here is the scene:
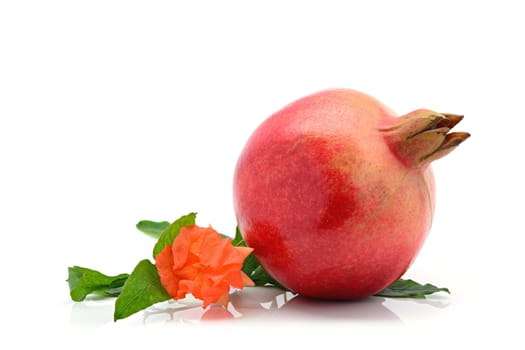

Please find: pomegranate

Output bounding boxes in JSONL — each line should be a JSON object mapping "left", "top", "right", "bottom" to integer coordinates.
{"left": 233, "top": 89, "right": 469, "bottom": 299}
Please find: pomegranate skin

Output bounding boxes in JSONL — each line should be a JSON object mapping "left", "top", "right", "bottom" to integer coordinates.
{"left": 233, "top": 89, "right": 466, "bottom": 299}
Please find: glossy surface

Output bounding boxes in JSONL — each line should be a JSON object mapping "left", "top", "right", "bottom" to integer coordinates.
{"left": 67, "top": 286, "right": 445, "bottom": 325}
{"left": 234, "top": 90, "right": 435, "bottom": 298}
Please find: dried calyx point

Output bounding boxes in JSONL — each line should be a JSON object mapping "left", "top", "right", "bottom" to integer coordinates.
{"left": 381, "top": 109, "right": 470, "bottom": 168}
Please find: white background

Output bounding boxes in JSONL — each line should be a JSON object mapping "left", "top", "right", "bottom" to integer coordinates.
{"left": 1, "top": 0, "right": 524, "bottom": 348}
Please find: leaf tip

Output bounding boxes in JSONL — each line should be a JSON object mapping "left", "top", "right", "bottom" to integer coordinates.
{"left": 113, "top": 311, "right": 122, "bottom": 322}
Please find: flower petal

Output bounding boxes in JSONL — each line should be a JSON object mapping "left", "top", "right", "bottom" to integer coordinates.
{"left": 171, "top": 227, "right": 200, "bottom": 270}
{"left": 176, "top": 279, "right": 194, "bottom": 300}
{"left": 199, "top": 280, "right": 229, "bottom": 308}
{"left": 200, "top": 234, "right": 231, "bottom": 267}
{"left": 241, "top": 271, "right": 255, "bottom": 287}
{"left": 157, "top": 224, "right": 256, "bottom": 309}
{"left": 218, "top": 291, "right": 230, "bottom": 307}
{"left": 235, "top": 246, "right": 254, "bottom": 259}
{"left": 155, "top": 245, "right": 179, "bottom": 298}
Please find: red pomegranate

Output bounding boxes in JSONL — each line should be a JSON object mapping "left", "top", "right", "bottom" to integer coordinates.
{"left": 233, "top": 89, "right": 469, "bottom": 299}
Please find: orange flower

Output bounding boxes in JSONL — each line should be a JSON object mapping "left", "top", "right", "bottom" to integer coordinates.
{"left": 155, "top": 225, "right": 254, "bottom": 308}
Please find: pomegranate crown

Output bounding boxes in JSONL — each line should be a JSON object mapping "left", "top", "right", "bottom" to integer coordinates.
{"left": 381, "top": 110, "right": 470, "bottom": 168}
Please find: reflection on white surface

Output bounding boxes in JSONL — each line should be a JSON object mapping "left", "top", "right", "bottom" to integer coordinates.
{"left": 70, "top": 287, "right": 450, "bottom": 327}
{"left": 70, "top": 297, "right": 116, "bottom": 327}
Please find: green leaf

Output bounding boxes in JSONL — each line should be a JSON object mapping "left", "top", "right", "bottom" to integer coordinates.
{"left": 249, "top": 265, "right": 285, "bottom": 289}
{"left": 241, "top": 253, "right": 260, "bottom": 274}
{"left": 231, "top": 226, "right": 257, "bottom": 274}
{"left": 152, "top": 212, "right": 197, "bottom": 258}
{"left": 114, "top": 259, "right": 171, "bottom": 321}
{"left": 136, "top": 220, "right": 170, "bottom": 239}
{"left": 67, "top": 266, "right": 129, "bottom": 301}
{"left": 375, "top": 278, "right": 450, "bottom": 298}
{"left": 232, "top": 226, "right": 246, "bottom": 246}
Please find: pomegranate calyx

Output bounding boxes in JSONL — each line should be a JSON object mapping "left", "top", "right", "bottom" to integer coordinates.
{"left": 441, "top": 113, "right": 464, "bottom": 129}
{"left": 381, "top": 110, "right": 470, "bottom": 168}
{"left": 420, "top": 131, "right": 470, "bottom": 164}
